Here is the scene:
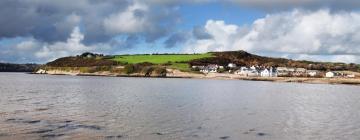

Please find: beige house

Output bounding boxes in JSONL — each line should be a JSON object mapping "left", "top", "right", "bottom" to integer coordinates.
{"left": 326, "top": 72, "right": 335, "bottom": 78}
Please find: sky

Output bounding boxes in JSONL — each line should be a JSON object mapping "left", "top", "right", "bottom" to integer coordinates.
{"left": 1, "top": 0, "right": 360, "bottom": 64}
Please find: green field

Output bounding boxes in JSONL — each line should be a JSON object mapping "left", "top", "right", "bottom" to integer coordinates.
{"left": 112, "top": 53, "right": 213, "bottom": 64}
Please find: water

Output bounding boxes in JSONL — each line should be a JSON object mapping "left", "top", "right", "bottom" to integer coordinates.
{"left": 0, "top": 73, "right": 360, "bottom": 140}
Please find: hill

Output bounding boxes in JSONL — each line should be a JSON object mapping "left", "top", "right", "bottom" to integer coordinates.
{"left": 189, "top": 51, "right": 359, "bottom": 71}
{"left": 46, "top": 53, "right": 118, "bottom": 67}
{"left": 44, "top": 51, "right": 360, "bottom": 72}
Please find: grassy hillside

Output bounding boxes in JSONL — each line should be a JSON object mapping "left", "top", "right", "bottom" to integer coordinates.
{"left": 44, "top": 51, "right": 360, "bottom": 73}
{"left": 112, "top": 53, "right": 213, "bottom": 64}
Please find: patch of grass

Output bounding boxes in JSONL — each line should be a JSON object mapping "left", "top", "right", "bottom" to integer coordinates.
{"left": 168, "top": 63, "right": 191, "bottom": 72}
{"left": 111, "top": 53, "right": 213, "bottom": 64}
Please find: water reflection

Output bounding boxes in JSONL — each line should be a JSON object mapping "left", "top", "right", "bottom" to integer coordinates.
{"left": 0, "top": 73, "right": 360, "bottom": 139}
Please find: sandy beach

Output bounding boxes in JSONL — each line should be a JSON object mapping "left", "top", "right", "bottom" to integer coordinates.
{"left": 33, "top": 69, "right": 360, "bottom": 85}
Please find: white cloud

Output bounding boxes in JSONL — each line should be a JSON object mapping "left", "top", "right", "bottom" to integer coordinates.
{"left": 184, "top": 20, "right": 242, "bottom": 53}
{"left": 15, "top": 39, "right": 41, "bottom": 51}
{"left": 103, "top": 2, "right": 149, "bottom": 34}
{"left": 37, "top": 26, "right": 116, "bottom": 62}
{"left": 0, "top": 26, "right": 113, "bottom": 63}
{"left": 34, "top": 26, "right": 92, "bottom": 60}
{"left": 226, "top": 0, "right": 360, "bottom": 10}
{"left": 184, "top": 9, "right": 360, "bottom": 63}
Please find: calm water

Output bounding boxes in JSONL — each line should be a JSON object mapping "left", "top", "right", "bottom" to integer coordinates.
{"left": 1, "top": 73, "right": 360, "bottom": 140}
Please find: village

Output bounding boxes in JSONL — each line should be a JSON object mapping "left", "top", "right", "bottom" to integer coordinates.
{"left": 192, "top": 63, "right": 357, "bottom": 78}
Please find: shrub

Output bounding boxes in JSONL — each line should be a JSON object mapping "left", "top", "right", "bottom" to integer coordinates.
{"left": 153, "top": 67, "right": 167, "bottom": 77}
{"left": 218, "top": 68, "right": 226, "bottom": 73}
{"left": 124, "top": 64, "right": 135, "bottom": 74}
{"left": 141, "top": 66, "right": 154, "bottom": 76}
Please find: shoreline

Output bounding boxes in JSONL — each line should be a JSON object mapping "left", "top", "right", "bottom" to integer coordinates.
{"left": 32, "top": 69, "right": 360, "bottom": 86}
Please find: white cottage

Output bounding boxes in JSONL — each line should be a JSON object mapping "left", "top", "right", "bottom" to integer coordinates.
{"left": 36, "top": 69, "right": 47, "bottom": 74}
{"left": 235, "top": 66, "right": 259, "bottom": 77}
{"left": 200, "top": 64, "right": 219, "bottom": 73}
{"left": 235, "top": 67, "right": 248, "bottom": 75}
{"left": 260, "top": 67, "right": 277, "bottom": 77}
{"left": 307, "top": 70, "right": 320, "bottom": 77}
{"left": 326, "top": 72, "right": 335, "bottom": 78}
{"left": 261, "top": 69, "right": 270, "bottom": 77}
{"left": 227, "top": 63, "right": 237, "bottom": 68}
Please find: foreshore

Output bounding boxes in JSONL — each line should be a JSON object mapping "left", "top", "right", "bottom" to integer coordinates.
{"left": 34, "top": 69, "right": 360, "bottom": 85}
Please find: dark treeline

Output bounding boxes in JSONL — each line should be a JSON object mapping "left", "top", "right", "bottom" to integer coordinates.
{"left": 0, "top": 63, "right": 40, "bottom": 72}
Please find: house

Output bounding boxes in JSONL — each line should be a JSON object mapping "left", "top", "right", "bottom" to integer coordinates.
{"left": 227, "top": 63, "right": 237, "bottom": 68}
{"left": 36, "top": 69, "right": 47, "bottom": 74}
{"left": 250, "top": 66, "right": 257, "bottom": 71}
{"left": 326, "top": 72, "right": 335, "bottom": 78}
{"left": 276, "top": 67, "right": 290, "bottom": 77}
{"left": 307, "top": 70, "right": 320, "bottom": 77}
{"left": 191, "top": 66, "right": 204, "bottom": 69}
{"left": 287, "top": 68, "right": 296, "bottom": 73}
{"left": 326, "top": 71, "right": 343, "bottom": 78}
{"left": 208, "top": 65, "right": 219, "bottom": 73}
{"left": 261, "top": 69, "right": 270, "bottom": 77}
{"left": 200, "top": 64, "right": 219, "bottom": 73}
{"left": 235, "top": 67, "right": 248, "bottom": 75}
{"left": 260, "top": 67, "right": 277, "bottom": 77}
{"left": 275, "top": 67, "right": 299, "bottom": 77}
{"left": 235, "top": 66, "right": 259, "bottom": 77}
{"left": 192, "top": 65, "right": 205, "bottom": 71}
{"left": 80, "top": 52, "right": 103, "bottom": 58}
{"left": 293, "top": 68, "right": 307, "bottom": 77}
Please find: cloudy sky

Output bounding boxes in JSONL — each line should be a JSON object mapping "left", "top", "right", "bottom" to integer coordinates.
{"left": 1, "top": 0, "right": 360, "bottom": 64}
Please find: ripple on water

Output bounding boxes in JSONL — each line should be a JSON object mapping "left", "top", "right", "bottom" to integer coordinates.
{"left": 153, "top": 132, "right": 164, "bottom": 136}
{"left": 219, "top": 136, "right": 230, "bottom": 139}
{"left": 242, "top": 128, "right": 269, "bottom": 137}
{"left": 104, "top": 135, "right": 123, "bottom": 139}
{"left": 257, "top": 132, "right": 267, "bottom": 136}
{"left": 4, "top": 117, "right": 103, "bottom": 138}
{"left": 28, "top": 129, "right": 53, "bottom": 134}
{"left": 0, "top": 133, "right": 9, "bottom": 137}
{"left": 35, "top": 108, "right": 51, "bottom": 111}
{"left": 41, "top": 133, "right": 65, "bottom": 138}
{"left": 6, "top": 118, "right": 41, "bottom": 124}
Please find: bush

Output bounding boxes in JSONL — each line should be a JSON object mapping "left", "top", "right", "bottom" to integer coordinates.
{"left": 218, "top": 68, "right": 226, "bottom": 73}
{"left": 96, "top": 66, "right": 111, "bottom": 71}
{"left": 141, "top": 66, "right": 154, "bottom": 76}
{"left": 153, "top": 67, "right": 167, "bottom": 77}
{"left": 124, "top": 64, "right": 135, "bottom": 74}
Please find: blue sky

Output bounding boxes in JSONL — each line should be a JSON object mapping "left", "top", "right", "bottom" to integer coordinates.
{"left": 179, "top": 3, "right": 265, "bottom": 29}
{"left": 122, "top": 2, "right": 266, "bottom": 54}
{"left": 1, "top": 0, "right": 360, "bottom": 64}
